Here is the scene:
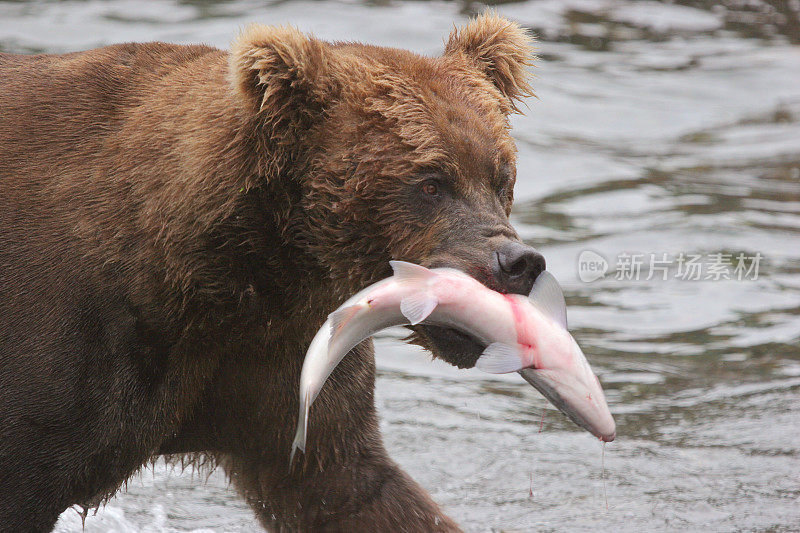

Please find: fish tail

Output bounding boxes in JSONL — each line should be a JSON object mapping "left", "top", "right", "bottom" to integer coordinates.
{"left": 290, "top": 389, "right": 311, "bottom": 465}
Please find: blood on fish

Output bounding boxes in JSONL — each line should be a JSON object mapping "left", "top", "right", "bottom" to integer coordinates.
{"left": 529, "top": 472, "right": 533, "bottom": 498}
{"left": 502, "top": 294, "right": 527, "bottom": 345}
{"left": 503, "top": 294, "right": 539, "bottom": 369}
{"left": 539, "top": 410, "right": 545, "bottom": 433}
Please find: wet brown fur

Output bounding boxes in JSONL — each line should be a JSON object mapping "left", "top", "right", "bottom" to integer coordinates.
{"left": 0, "top": 13, "right": 534, "bottom": 532}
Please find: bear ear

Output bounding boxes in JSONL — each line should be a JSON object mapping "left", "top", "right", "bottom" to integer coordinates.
{"left": 229, "top": 24, "right": 340, "bottom": 133}
{"left": 445, "top": 13, "right": 535, "bottom": 112}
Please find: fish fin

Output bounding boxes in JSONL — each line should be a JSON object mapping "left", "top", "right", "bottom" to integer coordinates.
{"left": 400, "top": 293, "right": 438, "bottom": 325}
{"left": 475, "top": 342, "right": 525, "bottom": 373}
{"left": 389, "top": 260, "right": 434, "bottom": 284}
{"left": 528, "top": 271, "right": 567, "bottom": 329}
{"left": 391, "top": 261, "right": 438, "bottom": 324}
{"left": 329, "top": 305, "right": 361, "bottom": 337}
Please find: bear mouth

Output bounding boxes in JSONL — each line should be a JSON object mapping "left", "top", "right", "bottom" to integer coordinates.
{"left": 415, "top": 324, "right": 486, "bottom": 369}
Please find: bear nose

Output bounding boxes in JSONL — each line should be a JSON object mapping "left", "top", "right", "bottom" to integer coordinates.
{"left": 493, "top": 242, "right": 546, "bottom": 295}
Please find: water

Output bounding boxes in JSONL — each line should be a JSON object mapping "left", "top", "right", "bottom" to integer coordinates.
{"left": 1, "top": 0, "right": 798, "bottom": 531}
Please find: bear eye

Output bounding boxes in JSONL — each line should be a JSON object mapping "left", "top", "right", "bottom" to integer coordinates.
{"left": 497, "top": 165, "right": 514, "bottom": 199}
{"left": 421, "top": 180, "right": 440, "bottom": 197}
{"left": 497, "top": 175, "right": 514, "bottom": 200}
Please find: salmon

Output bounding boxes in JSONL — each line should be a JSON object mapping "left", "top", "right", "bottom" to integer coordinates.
{"left": 291, "top": 261, "right": 615, "bottom": 462}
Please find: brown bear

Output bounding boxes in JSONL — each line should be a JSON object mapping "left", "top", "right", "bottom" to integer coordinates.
{"left": 0, "top": 13, "right": 543, "bottom": 532}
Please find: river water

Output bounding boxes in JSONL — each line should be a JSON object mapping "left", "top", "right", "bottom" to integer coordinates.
{"left": 1, "top": 0, "right": 798, "bottom": 531}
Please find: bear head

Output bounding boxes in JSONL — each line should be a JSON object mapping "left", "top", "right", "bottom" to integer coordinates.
{"left": 229, "top": 13, "right": 545, "bottom": 367}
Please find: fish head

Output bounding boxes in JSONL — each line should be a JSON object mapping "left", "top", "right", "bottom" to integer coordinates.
{"left": 519, "top": 333, "right": 616, "bottom": 442}
{"left": 519, "top": 274, "right": 615, "bottom": 442}
{"left": 470, "top": 270, "right": 615, "bottom": 442}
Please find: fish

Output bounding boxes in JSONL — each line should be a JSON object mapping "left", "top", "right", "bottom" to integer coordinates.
{"left": 290, "top": 261, "right": 615, "bottom": 463}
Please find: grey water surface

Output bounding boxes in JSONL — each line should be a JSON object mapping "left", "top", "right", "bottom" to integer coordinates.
{"left": 1, "top": 0, "right": 798, "bottom": 531}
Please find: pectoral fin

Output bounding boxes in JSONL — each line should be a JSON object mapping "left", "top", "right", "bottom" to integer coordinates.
{"left": 329, "top": 305, "right": 363, "bottom": 336}
{"left": 475, "top": 342, "right": 525, "bottom": 373}
{"left": 400, "top": 293, "right": 438, "bottom": 325}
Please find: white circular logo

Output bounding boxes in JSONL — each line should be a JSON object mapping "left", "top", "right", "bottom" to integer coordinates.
{"left": 577, "top": 250, "right": 608, "bottom": 283}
